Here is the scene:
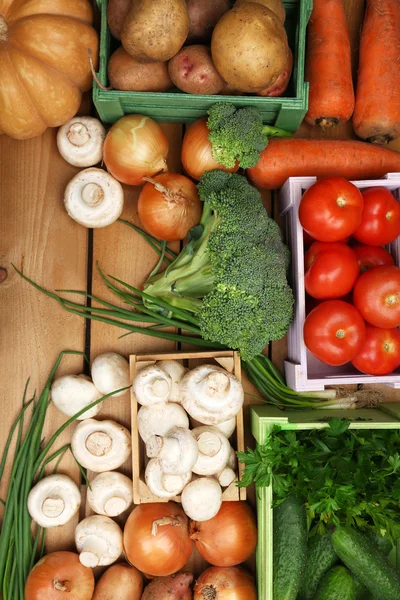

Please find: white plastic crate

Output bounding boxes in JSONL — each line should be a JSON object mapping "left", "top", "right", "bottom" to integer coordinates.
{"left": 279, "top": 173, "right": 400, "bottom": 391}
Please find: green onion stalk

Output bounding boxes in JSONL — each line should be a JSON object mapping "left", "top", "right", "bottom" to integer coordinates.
{"left": 13, "top": 220, "right": 382, "bottom": 411}
{"left": 0, "top": 350, "right": 130, "bottom": 600}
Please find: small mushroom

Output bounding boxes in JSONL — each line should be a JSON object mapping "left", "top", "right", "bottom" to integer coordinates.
{"left": 214, "top": 447, "right": 237, "bottom": 487}
{"left": 181, "top": 477, "right": 222, "bottom": 521}
{"left": 180, "top": 364, "right": 244, "bottom": 425}
{"left": 156, "top": 360, "right": 187, "bottom": 403}
{"left": 50, "top": 374, "right": 102, "bottom": 420}
{"left": 137, "top": 402, "right": 189, "bottom": 443}
{"left": 75, "top": 515, "right": 123, "bottom": 567}
{"left": 86, "top": 471, "right": 133, "bottom": 516}
{"left": 146, "top": 426, "right": 198, "bottom": 475}
{"left": 64, "top": 167, "right": 124, "bottom": 228}
{"left": 57, "top": 117, "right": 105, "bottom": 167}
{"left": 91, "top": 352, "right": 130, "bottom": 398}
{"left": 145, "top": 458, "right": 192, "bottom": 498}
{"left": 71, "top": 419, "right": 131, "bottom": 472}
{"left": 191, "top": 426, "right": 231, "bottom": 476}
{"left": 27, "top": 474, "right": 81, "bottom": 528}
{"left": 133, "top": 365, "right": 172, "bottom": 406}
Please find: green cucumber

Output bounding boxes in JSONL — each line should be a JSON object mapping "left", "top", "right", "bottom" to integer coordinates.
{"left": 298, "top": 531, "right": 339, "bottom": 600}
{"left": 354, "top": 576, "right": 373, "bottom": 600}
{"left": 366, "top": 530, "right": 393, "bottom": 558}
{"left": 313, "top": 565, "right": 355, "bottom": 600}
{"left": 332, "top": 527, "right": 400, "bottom": 600}
{"left": 273, "top": 495, "right": 307, "bottom": 600}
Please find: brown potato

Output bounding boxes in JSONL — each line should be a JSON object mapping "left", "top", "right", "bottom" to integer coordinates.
{"left": 121, "top": 0, "right": 189, "bottom": 62}
{"left": 211, "top": 3, "right": 290, "bottom": 92}
{"left": 108, "top": 47, "right": 173, "bottom": 91}
{"left": 257, "top": 47, "right": 293, "bottom": 96}
{"left": 234, "top": 0, "right": 286, "bottom": 24}
{"left": 168, "top": 45, "right": 225, "bottom": 95}
{"left": 219, "top": 82, "right": 246, "bottom": 96}
{"left": 107, "top": 0, "right": 131, "bottom": 40}
{"left": 187, "top": 0, "right": 231, "bottom": 43}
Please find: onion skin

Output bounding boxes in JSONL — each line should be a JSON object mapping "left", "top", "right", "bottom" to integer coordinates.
{"left": 103, "top": 115, "right": 169, "bottom": 186}
{"left": 181, "top": 118, "right": 239, "bottom": 180}
{"left": 138, "top": 173, "right": 202, "bottom": 241}
{"left": 190, "top": 501, "right": 257, "bottom": 567}
{"left": 194, "top": 566, "right": 257, "bottom": 600}
{"left": 92, "top": 563, "right": 143, "bottom": 600}
{"left": 25, "top": 551, "right": 94, "bottom": 600}
{"left": 141, "top": 572, "right": 194, "bottom": 600}
{"left": 123, "top": 502, "right": 193, "bottom": 577}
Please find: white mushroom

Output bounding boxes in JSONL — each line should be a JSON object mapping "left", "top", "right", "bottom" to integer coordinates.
{"left": 214, "top": 417, "right": 237, "bottom": 438}
{"left": 146, "top": 426, "right": 198, "bottom": 475}
{"left": 145, "top": 459, "right": 192, "bottom": 498}
{"left": 91, "top": 352, "right": 130, "bottom": 398}
{"left": 156, "top": 360, "right": 187, "bottom": 403}
{"left": 181, "top": 477, "right": 222, "bottom": 521}
{"left": 50, "top": 374, "right": 102, "bottom": 420}
{"left": 71, "top": 419, "right": 131, "bottom": 472}
{"left": 64, "top": 167, "right": 124, "bottom": 229}
{"left": 214, "top": 447, "right": 237, "bottom": 487}
{"left": 133, "top": 365, "right": 172, "bottom": 406}
{"left": 27, "top": 474, "right": 81, "bottom": 528}
{"left": 57, "top": 117, "right": 105, "bottom": 167}
{"left": 137, "top": 402, "right": 189, "bottom": 443}
{"left": 86, "top": 471, "right": 133, "bottom": 517}
{"left": 75, "top": 515, "right": 123, "bottom": 567}
{"left": 191, "top": 426, "right": 231, "bottom": 476}
{"left": 180, "top": 364, "right": 244, "bottom": 425}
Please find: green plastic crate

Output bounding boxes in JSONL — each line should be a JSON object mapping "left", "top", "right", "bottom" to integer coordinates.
{"left": 93, "top": 0, "right": 312, "bottom": 130}
{"left": 251, "top": 403, "right": 400, "bottom": 600}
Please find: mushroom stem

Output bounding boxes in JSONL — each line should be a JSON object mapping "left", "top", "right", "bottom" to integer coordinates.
{"left": 79, "top": 535, "right": 109, "bottom": 567}
{"left": 151, "top": 516, "right": 182, "bottom": 536}
{"left": 204, "top": 371, "right": 230, "bottom": 396}
{"left": 66, "top": 123, "right": 91, "bottom": 147}
{"left": 42, "top": 497, "right": 65, "bottom": 518}
{"left": 104, "top": 496, "right": 128, "bottom": 516}
{"left": 146, "top": 435, "right": 180, "bottom": 461}
{"left": 151, "top": 378, "right": 171, "bottom": 398}
{"left": 0, "top": 16, "right": 7, "bottom": 41}
{"left": 81, "top": 182, "right": 105, "bottom": 206}
{"left": 161, "top": 474, "right": 186, "bottom": 493}
{"left": 197, "top": 432, "right": 222, "bottom": 457}
{"left": 216, "top": 467, "right": 236, "bottom": 487}
{"left": 85, "top": 430, "right": 113, "bottom": 456}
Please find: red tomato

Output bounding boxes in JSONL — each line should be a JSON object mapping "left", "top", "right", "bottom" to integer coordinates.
{"left": 353, "top": 187, "right": 400, "bottom": 246}
{"left": 353, "top": 244, "right": 395, "bottom": 273}
{"left": 299, "top": 177, "right": 364, "bottom": 242}
{"left": 353, "top": 265, "right": 400, "bottom": 328}
{"left": 303, "top": 231, "right": 350, "bottom": 248}
{"left": 351, "top": 325, "right": 400, "bottom": 375}
{"left": 303, "top": 300, "right": 366, "bottom": 366}
{"left": 304, "top": 242, "right": 360, "bottom": 299}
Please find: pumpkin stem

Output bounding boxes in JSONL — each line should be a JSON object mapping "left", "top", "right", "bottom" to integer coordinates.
{"left": 0, "top": 15, "right": 8, "bottom": 41}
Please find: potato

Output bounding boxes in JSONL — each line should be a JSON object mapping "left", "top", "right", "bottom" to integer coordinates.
{"left": 107, "top": 0, "right": 131, "bottom": 40}
{"left": 211, "top": 3, "right": 290, "bottom": 92}
{"left": 187, "top": 0, "right": 231, "bottom": 43}
{"left": 234, "top": 0, "right": 286, "bottom": 24}
{"left": 257, "top": 47, "right": 293, "bottom": 96}
{"left": 168, "top": 45, "right": 225, "bottom": 95}
{"left": 121, "top": 0, "right": 189, "bottom": 62}
{"left": 219, "top": 82, "right": 246, "bottom": 96}
{"left": 108, "top": 47, "right": 173, "bottom": 91}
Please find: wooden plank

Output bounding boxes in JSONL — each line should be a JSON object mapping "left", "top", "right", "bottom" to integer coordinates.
{"left": 0, "top": 128, "right": 88, "bottom": 552}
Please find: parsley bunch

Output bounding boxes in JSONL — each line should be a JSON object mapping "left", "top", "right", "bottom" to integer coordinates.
{"left": 238, "top": 419, "right": 400, "bottom": 541}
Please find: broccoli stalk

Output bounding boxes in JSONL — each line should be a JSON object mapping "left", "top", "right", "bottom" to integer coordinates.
{"left": 206, "top": 102, "right": 292, "bottom": 169}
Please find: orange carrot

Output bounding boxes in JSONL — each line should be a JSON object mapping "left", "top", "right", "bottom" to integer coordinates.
{"left": 305, "top": 0, "right": 355, "bottom": 129}
{"left": 353, "top": 0, "right": 400, "bottom": 144}
{"left": 247, "top": 138, "right": 400, "bottom": 189}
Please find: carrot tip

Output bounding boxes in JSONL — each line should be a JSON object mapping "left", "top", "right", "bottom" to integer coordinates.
{"left": 316, "top": 117, "right": 341, "bottom": 130}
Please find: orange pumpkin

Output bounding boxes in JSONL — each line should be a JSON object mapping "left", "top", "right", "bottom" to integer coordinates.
{"left": 0, "top": 0, "right": 99, "bottom": 139}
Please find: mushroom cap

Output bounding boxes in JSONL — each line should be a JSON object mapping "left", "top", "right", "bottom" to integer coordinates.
{"left": 75, "top": 515, "right": 123, "bottom": 567}
{"left": 180, "top": 364, "right": 244, "bottom": 425}
{"left": 145, "top": 459, "right": 192, "bottom": 498}
{"left": 27, "top": 474, "right": 81, "bottom": 528}
{"left": 133, "top": 365, "right": 172, "bottom": 406}
{"left": 87, "top": 471, "right": 133, "bottom": 517}
{"left": 50, "top": 374, "right": 102, "bottom": 420}
{"left": 191, "top": 426, "right": 231, "bottom": 476}
{"left": 214, "top": 417, "right": 237, "bottom": 439}
{"left": 156, "top": 360, "right": 187, "bottom": 403}
{"left": 146, "top": 426, "right": 198, "bottom": 475}
{"left": 57, "top": 117, "right": 105, "bottom": 167}
{"left": 64, "top": 167, "right": 124, "bottom": 229}
{"left": 71, "top": 418, "right": 131, "bottom": 472}
{"left": 181, "top": 477, "right": 222, "bottom": 521}
{"left": 137, "top": 402, "right": 189, "bottom": 443}
{"left": 91, "top": 352, "right": 130, "bottom": 398}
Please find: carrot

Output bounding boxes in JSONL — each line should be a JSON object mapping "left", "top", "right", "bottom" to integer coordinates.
{"left": 246, "top": 138, "right": 400, "bottom": 189}
{"left": 305, "top": 0, "right": 354, "bottom": 129}
{"left": 353, "top": 0, "right": 400, "bottom": 144}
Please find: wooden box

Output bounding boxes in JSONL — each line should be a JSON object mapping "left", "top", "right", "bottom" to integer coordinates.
{"left": 130, "top": 350, "right": 246, "bottom": 504}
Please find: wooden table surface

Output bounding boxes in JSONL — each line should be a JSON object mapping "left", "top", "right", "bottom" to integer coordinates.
{"left": 0, "top": 0, "right": 399, "bottom": 575}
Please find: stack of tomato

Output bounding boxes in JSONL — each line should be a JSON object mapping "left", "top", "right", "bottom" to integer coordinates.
{"left": 299, "top": 177, "right": 400, "bottom": 376}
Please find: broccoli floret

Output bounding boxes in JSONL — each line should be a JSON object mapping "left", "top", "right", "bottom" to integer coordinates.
{"left": 144, "top": 171, "right": 294, "bottom": 361}
{"left": 206, "top": 103, "right": 292, "bottom": 169}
